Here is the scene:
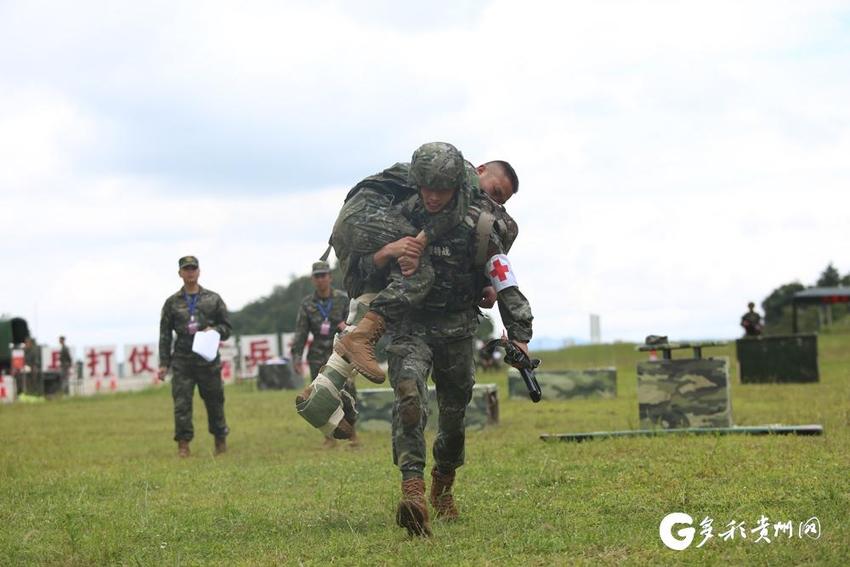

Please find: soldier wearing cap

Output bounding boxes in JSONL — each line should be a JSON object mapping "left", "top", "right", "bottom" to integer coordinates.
{"left": 291, "top": 261, "right": 350, "bottom": 379}
{"left": 157, "top": 255, "right": 233, "bottom": 458}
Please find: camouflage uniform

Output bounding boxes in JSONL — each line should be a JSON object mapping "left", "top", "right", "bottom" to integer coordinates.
{"left": 388, "top": 190, "right": 533, "bottom": 479}
{"left": 23, "top": 339, "right": 41, "bottom": 395}
{"left": 59, "top": 343, "right": 72, "bottom": 393}
{"left": 159, "top": 286, "right": 232, "bottom": 442}
{"left": 331, "top": 155, "right": 471, "bottom": 321}
{"left": 291, "top": 288, "right": 350, "bottom": 378}
{"left": 469, "top": 163, "right": 520, "bottom": 254}
{"left": 740, "top": 310, "right": 762, "bottom": 337}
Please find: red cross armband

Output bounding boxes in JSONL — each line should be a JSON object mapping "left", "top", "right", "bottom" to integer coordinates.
{"left": 486, "top": 254, "right": 518, "bottom": 292}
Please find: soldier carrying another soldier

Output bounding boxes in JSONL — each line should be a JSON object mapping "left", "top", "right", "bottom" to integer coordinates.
{"left": 380, "top": 143, "right": 533, "bottom": 537}
{"left": 295, "top": 142, "right": 522, "bottom": 443}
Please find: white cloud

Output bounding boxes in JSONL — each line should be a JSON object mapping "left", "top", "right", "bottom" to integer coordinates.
{"left": 1, "top": 0, "right": 849, "bottom": 352}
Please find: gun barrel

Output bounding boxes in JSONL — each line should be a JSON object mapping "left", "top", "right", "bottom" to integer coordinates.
{"left": 486, "top": 337, "right": 542, "bottom": 402}
{"left": 521, "top": 368, "right": 542, "bottom": 403}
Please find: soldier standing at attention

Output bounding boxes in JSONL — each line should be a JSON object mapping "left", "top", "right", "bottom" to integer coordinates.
{"left": 740, "top": 302, "right": 763, "bottom": 337}
{"left": 291, "top": 261, "right": 357, "bottom": 447}
{"left": 291, "top": 261, "right": 350, "bottom": 379}
{"left": 59, "top": 335, "right": 72, "bottom": 394}
{"left": 23, "top": 337, "right": 41, "bottom": 395}
{"left": 157, "top": 256, "right": 233, "bottom": 458}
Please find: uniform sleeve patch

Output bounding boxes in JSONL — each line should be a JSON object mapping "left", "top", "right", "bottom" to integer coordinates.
{"left": 486, "top": 254, "right": 518, "bottom": 292}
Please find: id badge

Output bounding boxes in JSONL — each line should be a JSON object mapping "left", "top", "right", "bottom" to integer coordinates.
{"left": 320, "top": 319, "right": 331, "bottom": 336}
{"left": 187, "top": 315, "right": 199, "bottom": 335}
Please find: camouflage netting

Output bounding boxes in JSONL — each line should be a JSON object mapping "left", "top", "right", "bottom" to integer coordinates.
{"left": 508, "top": 368, "right": 616, "bottom": 400}
{"left": 637, "top": 358, "right": 732, "bottom": 429}
{"left": 356, "top": 384, "right": 499, "bottom": 432}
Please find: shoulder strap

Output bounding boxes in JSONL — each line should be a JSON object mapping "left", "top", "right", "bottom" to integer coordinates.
{"left": 320, "top": 242, "right": 332, "bottom": 262}
{"left": 474, "top": 211, "right": 496, "bottom": 267}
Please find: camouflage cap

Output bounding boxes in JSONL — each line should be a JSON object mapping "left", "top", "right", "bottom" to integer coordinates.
{"left": 408, "top": 142, "right": 466, "bottom": 191}
{"left": 312, "top": 260, "right": 331, "bottom": 275}
{"left": 179, "top": 255, "right": 199, "bottom": 268}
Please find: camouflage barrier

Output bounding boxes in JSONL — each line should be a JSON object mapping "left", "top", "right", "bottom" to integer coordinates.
{"left": 736, "top": 334, "right": 819, "bottom": 383}
{"left": 637, "top": 357, "right": 732, "bottom": 429}
{"left": 357, "top": 383, "right": 499, "bottom": 432}
{"left": 508, "top": 368, "right": 616, "bottom": 400}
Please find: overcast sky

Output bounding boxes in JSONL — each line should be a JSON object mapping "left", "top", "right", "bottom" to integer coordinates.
{"left": 2, "top": 0, "right": 848, "bottom": 354}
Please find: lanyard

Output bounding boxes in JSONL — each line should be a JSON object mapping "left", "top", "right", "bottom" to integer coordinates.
{"left": 184, "top": 292, "right": 200, "bottom": 317}
{"left": 315, "top": 298, "right": 333, "bottom": 320}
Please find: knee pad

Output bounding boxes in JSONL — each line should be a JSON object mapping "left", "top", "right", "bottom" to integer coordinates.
{"left": 295, "top": 375, "right": 353, "bottom": 437}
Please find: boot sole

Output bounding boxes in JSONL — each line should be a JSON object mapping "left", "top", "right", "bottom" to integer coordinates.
{"left": 333, "top": 343, "right": 386, "bottom": 384}
{"left": 396, "top": 502, "right": 432, "bottom": 537}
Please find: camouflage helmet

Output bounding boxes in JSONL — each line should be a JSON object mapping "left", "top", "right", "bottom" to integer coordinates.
{"left": 408, "top": 142, "right": 466, "bottom": 191}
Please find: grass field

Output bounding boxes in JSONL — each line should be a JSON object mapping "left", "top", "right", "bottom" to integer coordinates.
{"left": 1, "top": 335, "right": 848, "bottom": 565}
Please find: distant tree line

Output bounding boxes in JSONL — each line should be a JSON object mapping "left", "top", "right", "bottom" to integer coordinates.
{"left": 761, "top": 262, "right": 850, "bottom": 334}
{"left": 229, "top": 266, "right": 343, "bottom": 336}
{"left": 230, "top": 265, "right": 495, "bottom": 341}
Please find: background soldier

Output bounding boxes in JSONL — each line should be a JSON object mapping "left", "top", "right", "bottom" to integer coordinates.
{"left": 291, "top": 261, "right": 357, "bottom": 447}
{"left": 740, "top": 301, "right": 763, "bottom": 337}
{"left": 23, "top": 337, "right": 41, "bottom": 395}
{"left": 157, "top": 255, "right": 233, "bottom": 458}
{"left": 291, "top": 261, "right": 350, "bottom": 379}
{"left": 59, "top": 335, "right": 72, "bottom": 394}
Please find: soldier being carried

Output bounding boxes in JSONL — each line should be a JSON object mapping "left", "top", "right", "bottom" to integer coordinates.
{"left": 295, "top": 142, "right": 523, "bottom": 441}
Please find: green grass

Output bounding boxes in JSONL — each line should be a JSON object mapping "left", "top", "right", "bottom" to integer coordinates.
{"left": 1, "top": 335, "right": 848, "bottom": 566}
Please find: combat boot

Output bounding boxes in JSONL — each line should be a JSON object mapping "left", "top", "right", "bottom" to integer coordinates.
{"left": 430, "top": 468, "right": 459, "bottom": 520}
{"left": 347, "top": 429, "right": 361, "bottom": 449}
{"left": 332, "top": 418, "right": 354, "bottom": 440}
{"left": 333, "top": 311, "right": 386, "bottom": 383}
{"left": 177, "top": 440, "right": 190, "bottom": 458}
{"left": 396, "top": 478, "right": 432, "bottom": 537}
{"left": 214, "top": 437, "right": 227, "bottom": 455}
